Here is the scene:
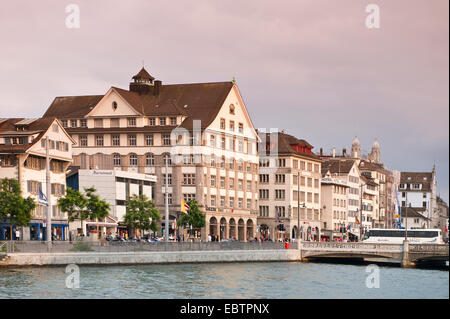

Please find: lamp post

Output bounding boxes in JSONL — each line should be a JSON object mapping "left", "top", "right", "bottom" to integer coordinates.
{"left": 297, "top": 172, "right": 306, "bottom": 242}
{"left": 359, "top": 182, "right": 366, "bottom": 241}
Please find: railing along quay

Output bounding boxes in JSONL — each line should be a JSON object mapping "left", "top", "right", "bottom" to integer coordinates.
{"left": 3, "top": 240, "right": 299, "bottom": 253}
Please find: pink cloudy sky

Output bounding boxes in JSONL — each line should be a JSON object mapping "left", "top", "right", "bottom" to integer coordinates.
{"left": 0, "top": 0, "right": 448, "bottom": 201}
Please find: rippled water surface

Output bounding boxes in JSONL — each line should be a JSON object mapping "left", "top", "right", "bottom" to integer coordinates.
{"left": 0, "top": 262, "right": 448, "bottom": 299}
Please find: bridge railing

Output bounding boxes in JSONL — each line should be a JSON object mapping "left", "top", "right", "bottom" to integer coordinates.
{"left": 409, "top": 244, "right": 449, "bottom": 254}
{"left": 300, "top": 241, "right": 402, "bottom": 251}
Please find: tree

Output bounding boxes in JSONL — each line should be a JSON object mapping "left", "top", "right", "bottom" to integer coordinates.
{"left": 0, "top": 178, "right": 36, "bottom": 239}
{"left": 84, "top": 187, "right": 110, "bottom": 238}
{"left": 177, "top": 200, "right": 206, "bottom": 239}
{"left": 57, "top": 187, "right": 88, "bottom": 236}
{"left": 58, "top": 186, "right": 110, "bottom": 238}
{"left": 124, "top": 194, "right": 161, "bottom": 238}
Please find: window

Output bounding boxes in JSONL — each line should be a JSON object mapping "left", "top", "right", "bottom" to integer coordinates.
{"left": 229, "top": 178, "right": 234, "bottom": 189}
{"left": 183, "top": 174, "right": 196, "bottom": 185}
{"left": 129, "top": 154, "right": 138, "bottom": 166}
{"left": 210, "top": 135, "right": 216, "bottom": 147}
{"left": 170, "top": 117, "right": 177, "bottom": 125}
{"left": 275, "top": 206, "right": 286, "bottom": 218}
{"left": 278, "top": 158, "right": 286, "bottom": 167}
{"left": 246, "top": 199, "right": 251, "bottom": 209}
{"left": 238, "top": 123, "right": 243, "bottom": 133}
{"left": 260, "top": 206, "right": 269, "bottom": 217}
{"left": 113, "top": 154, "right": 121, "bottom": 166}
{"left": 210, "top": 195, "right": 216, "bottom": 207}
{"left": 220, "top": 196, "right": 225, "bottom": 207}
{"left": 162, "top": 174, "right": 172, "bottom": 185}
{"left": 275, "top": 190, "right": 285, "bottom": 200}
{"left": 163, "top": 154, "right": 172, "bottom": 165}
{"left": 96, "top": 135, "right": 104, "bottom": 146}
{"left": 259, "top": 158, "right": 270, "bottom": 167}
{"left": 163, "top": 134, "right": 171, "bottom": 145}
{"left": 259, "top": 189, "right": 269, "bottom": 199}
{"left": 111, "top": 118, "right": 120, "bottom": 128}
{"left": 229, "top": 121, "right": 235, "bottom": 131}
{"left": 238, "top": 198, "right": 243, "bottom": 208}
{"left": 220, "top": 118, "right": 226, "bottom": 129}
{"left": 307, "top": 163, "right": 312, "bottom": 171}
{"left": 238, "top": 179, "right": 243, "bottom": 190}
{"left": 164, "top": 193, "right": 173, "bottom": 205}
{"left": 314, "top": 164, "right": 319, "bottom": 173}
{"left": 112, "top": 135, "right": 120, "bottom": 146}
{"left": 183, "top": 194, "right": 195, "bottom": 202}
{"left": 246, "top": 180, "right": 252, "bottom": 190}
{"left": 79, "top": 135, "right": 87, "bottom": 146}
{"left": 94, "top": 119, "right": 103, "bottom": 128}
{"left": 238, "top": 140, "right": 243, "bottom": 152}
{"left": 149, "top": 118, "right": 156, "bottom": 126}
{"left": 62, "top": 120, "right": 68, "bottom": 128}
{"left": 229, "top": 197, "right": 234, "bottom": 208}
{"left": 210, "top": 155, "right": 216, "bottom": 166}
{"left": 145, "top": 154, "right": 154, "bottom": 166}
{"left": 221, "top": 137, "right": 226, "bottom": 149}
{"left": 275, "top": 174, "right": 285, "bottom": 183}
{"left": 128, "top": 118, "right": 136, "bottom": 127}
{"left": 145, "top": 134, "right": 154, "bottom": 146}
{"left": 210, "top": 175, "right": 216, "bottom": 187}
{"left": 80, "top": 119, "right": 87, "bottom": 128}
{"left": 259, "top": 174, "right": 269, "bottom": 183}
{"left": 159, "top": 117, "right": 166, "bottom": 126}
{"left": 220, "top": 177, "right": 225, "bottom": 188}
{"left": 128, "top": 135, "right": 137, "bottom": 146}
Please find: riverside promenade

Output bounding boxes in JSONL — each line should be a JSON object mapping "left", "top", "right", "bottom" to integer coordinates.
{"left": 1, "top": 241, "right": 448, "bottom": 267}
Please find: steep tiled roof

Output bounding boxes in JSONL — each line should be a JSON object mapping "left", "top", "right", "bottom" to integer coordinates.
{"left": 258, "top": 132, "right": 321, "bottom": 161}
{"left": 42, "top": 82, "right": 234, "bottom": 131}
{"left": 400, "top": 172, "right": 433, "bottom": 192}
{"left": 321, "top": 159, "right": 356, "bottom": 175}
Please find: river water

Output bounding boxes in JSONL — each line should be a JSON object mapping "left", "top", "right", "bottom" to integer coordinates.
{"left": 0, "top": 262, "right": 448, "bottom": 299}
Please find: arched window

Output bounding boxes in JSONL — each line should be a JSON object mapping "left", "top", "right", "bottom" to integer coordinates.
{"left": 146, "top": 153, "right": 154, "bottom": 166}
{"left": 129, "top": 154, "right": 138, "bottom": 166}
{"left": 113, "top": 154, "right": 121, "bottom": 166}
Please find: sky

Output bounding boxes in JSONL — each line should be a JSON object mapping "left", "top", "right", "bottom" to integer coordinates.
{"left": 0, "top": 0, "right": 448, "bottom": 202}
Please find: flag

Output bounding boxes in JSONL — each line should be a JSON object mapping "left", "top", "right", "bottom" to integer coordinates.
{"left": 38, "top": 188, "right": 48, "bottom": 206}
{"left": 355, "top": 215, "right": 360, "bottom": 225}
{"left": 181, "top": 200, "right": 190, "bottom": 213}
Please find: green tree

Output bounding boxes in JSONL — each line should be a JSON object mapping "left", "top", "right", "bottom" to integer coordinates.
{"left": 84, "top": 187, "right": 110, "bottom": 238}
{"left": 0, "top": 178, "right": 36, "bottom": 239}
{"left": 124, "top": 194, "right": 161, "bottom": 238}
{"left": 58, "top": 186, "right": 110, "bottom": 238}
{"left": 57, "top": 187, "right": 88, "bottom": 235}
{"left": 176, "top": 200, "right": 206, "bottom": 239}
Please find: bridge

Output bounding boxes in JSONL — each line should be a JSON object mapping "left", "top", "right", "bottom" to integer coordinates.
{"left": 299, "top": 241, "right": 449, "bottom": 267}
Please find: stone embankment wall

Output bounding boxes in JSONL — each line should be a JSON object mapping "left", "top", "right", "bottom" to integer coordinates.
{"left": 0, "top": 250, "right": 301, "bottom": 266}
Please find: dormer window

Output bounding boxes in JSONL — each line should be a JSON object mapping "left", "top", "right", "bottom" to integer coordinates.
{"left": 160, "top": 117, "right": 166, "bottom": 126}
{"left": 128, "top": 118, "right": 136, "bottom": 127}
{"left": 149, "top": 118, "right": 156, "bottom": 126}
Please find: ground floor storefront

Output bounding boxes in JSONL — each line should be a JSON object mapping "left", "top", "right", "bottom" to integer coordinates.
{"left": 257, "top": 218, "right": 322, "bottom": 242}
{"left": 0, "top": 219, "right": 69, "bottom": 241}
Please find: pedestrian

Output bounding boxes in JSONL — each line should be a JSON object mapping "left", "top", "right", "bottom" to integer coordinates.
{"left": 208, "top": 234, "right": 212, "bottom": 242}
{"left": 15, "top": 229, "right": 20, "bottom": 241}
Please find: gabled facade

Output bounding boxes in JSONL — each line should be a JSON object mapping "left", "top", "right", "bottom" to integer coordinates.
{"left": 0, "top": 118, "right": 74, "bottom": 240}
{"left": 42, "top": 68, "right": 259, "bottom": 241}
{"left": 257, "top": 132, "right": 322, "bottom": 241}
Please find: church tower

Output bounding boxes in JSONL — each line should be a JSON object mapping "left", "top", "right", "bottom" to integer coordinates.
{"left": 368, "top": 138, "right": 381, "bottom": 163}
{"left": 351, "top": 136, "right": 361, "bottom": 158}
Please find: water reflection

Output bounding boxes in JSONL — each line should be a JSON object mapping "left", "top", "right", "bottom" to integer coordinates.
{"left": 0, "top": 262, "right": 448, "bottom": 299}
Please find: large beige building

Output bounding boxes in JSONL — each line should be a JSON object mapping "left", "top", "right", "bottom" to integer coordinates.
{"left": 0, "top": 118, "right": 74, "bottom": 240}
{"left": 42, "top": 67, "right": 260, "bottom": 241}
{"left": 257, "top": 132, "right": 322, "bottom": 241}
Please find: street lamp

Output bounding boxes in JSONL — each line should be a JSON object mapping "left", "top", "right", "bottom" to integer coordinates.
{"left": 297, "top": 172, "right": 307, "bottom": 242}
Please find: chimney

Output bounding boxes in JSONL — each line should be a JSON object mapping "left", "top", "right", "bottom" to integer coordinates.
{"left": 154, "top": 80, "right": 162, "bottom": 96}
{"left": 332, "top": 147, "right": 336, "bottom": 158}
{"left": 320, "top": 148, "right": 323, "bottom": 156}
{"left": 343, "top": 148, "right": 347, "bottom": 156}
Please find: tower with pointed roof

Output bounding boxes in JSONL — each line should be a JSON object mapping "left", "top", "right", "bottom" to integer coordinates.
{"left": 351, "top": 136, "right": 361, "bottom": 159}
{"left": 129, "top": 67, "right": 156, "bottom": 95}
{"left": 368, "top": 138, "right": 381, "bottom": 163}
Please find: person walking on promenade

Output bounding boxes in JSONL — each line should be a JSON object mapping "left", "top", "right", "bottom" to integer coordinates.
{"left": 15, "top": 229, "right": 20, "bottom": 241}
